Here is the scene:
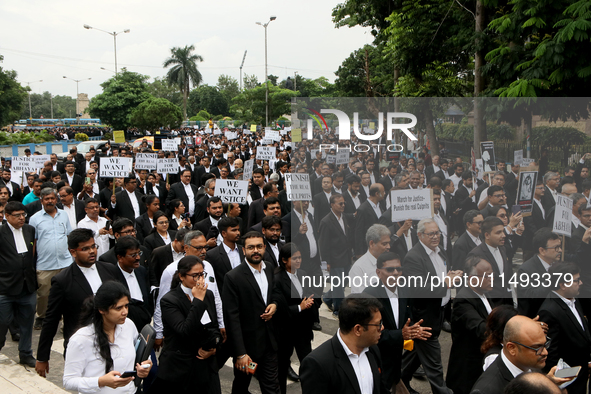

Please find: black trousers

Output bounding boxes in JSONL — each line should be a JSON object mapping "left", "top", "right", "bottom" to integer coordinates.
{"left": 231, "top": 350, "right": 280, "bottom": 394}
{"left": 278, "top": 332, "right": 312, "bottom": 394}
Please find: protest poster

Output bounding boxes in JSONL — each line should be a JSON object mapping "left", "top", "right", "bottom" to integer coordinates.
{"left": 99, "top": 157, "right": 132, "bottom": 178}
{"left": 265, "top": 130, "right": 281, "bottom": 142}
{"left": 391, "top": 189, "right": 433, "bottom": 222}
{"left": 265, "top": 127, "right": 271, "bottom": 132}
{"left": 475, "top": 159, "right": 484, "bottom": 180}
{"left": 260, "top": 138, "right": 273, "bottom": 145}
{"left": 256, "top": 146, "right": 276, "bottom": 161}
{"left": 553, "top": 194, "right": 573, "bottom": 237}
{"left": 135, "top": 153, "right": 158, "bottom": 170}
{"left": 369, "top": 121, "right": 376, "bottom": 130}
{"left": 285, "top": 173, "right": 312, "bottom": 201}
{"left": 113, "top": 130, "right": 125, "bottom": 143}
{"left": 34, "top": 154, "right": 50, "bottom": 169}
{"left": 161, "top": 139, "right": 179, "bottom": 152}
{"left": 515, "top": 171, "right": 537, "bottom": 216}
{"left": 514, "top": 150, "right": 523, "bottom": 166}
{"left": 480, "top": 141, "right": 497, "bottom": 172}
{"left": 157, "top": 158, "right": 179, "bottom": 174}
{"left": 292, "top": 128, "right": 302, "bottom": 142}
{"left": 521, "top": 158, "right": 535, "bottom": 167}
{"left": 243, "top": 159, "right": 254, "bottom": 180}
{"left": 195, "top": 136, "right": 202, "bottom": 145}
{"left": 225, "top": 131, "right": 238, "bottom": 140}
{"left": 269, "top": 159, "right": 277, "bottom": 171}
{"left": 280, "top": 129, "right": 288, "bottom": 136}
{"left": 250, "top": 124, "right": 257, "bottom": 132}
{"left": 336, "top": 151, "right": 349, "bottom": 165}
{"left": 214, "top": 127, "right": 222, "bottom": 135}
{"left": 326, "top": 155, "right": 336, "bottom": 164}
{"left": 214, "top": 179, "right": 249, "bottom": 204}
{"left": 11, "top": 156, "right": 36, "bottom": 172}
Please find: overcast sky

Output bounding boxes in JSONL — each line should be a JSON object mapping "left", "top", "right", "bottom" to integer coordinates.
{"left": 0, "top": 0, "right": 371, "bottom": 102}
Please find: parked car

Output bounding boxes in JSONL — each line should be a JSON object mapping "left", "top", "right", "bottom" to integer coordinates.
{"left": 57, "top": 141, "right": 122, "bottom": 159}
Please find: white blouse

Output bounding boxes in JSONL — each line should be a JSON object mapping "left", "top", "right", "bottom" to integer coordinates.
{"left": 63, "top": 319, "right": 138, "bottom": 393}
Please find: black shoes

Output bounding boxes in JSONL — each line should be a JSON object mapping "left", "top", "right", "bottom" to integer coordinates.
{"left": 19, "top": 355, "right": 36, "bottom": 368}
{"left": 287, "top": 366, "right": 300, "bottom": 382}
{"left": 34, "top": 318, "right": 43, "bottom": 331}
{"left": 312, "top": 322, "right": 322, "bottom": 331}
{"left": 11, "top": 333, "right": 21, "bottom": 342}
{"left": 413, "top": 366, "right": 426, "bottom": 379}
{"left": 442, "top": 320, "right": 452, "bottom": 333}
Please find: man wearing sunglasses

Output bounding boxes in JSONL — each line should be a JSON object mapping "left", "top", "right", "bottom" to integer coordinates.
{"left": 471, "top": 315, "right": 571, "bottom": 394}
{"left": 538, "top": 262, "right": 591, "bottom": 394}
{"left": 363, "top": 252, "right": 431, "bottom": 392}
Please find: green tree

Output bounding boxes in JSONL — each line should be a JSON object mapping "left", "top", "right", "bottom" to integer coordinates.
{"left": 87, "top": 68, "right": 151, "bottom": 130}
{"left": 231, "top": 84, "right": 297, "bottom": 124}
{"left": 217, "top": 74, "right": 240, "bottom": 102}
{"left": 163, "top": 45, "right": 204, "bottom": 120}
{"left": 267, "top": 75, "right": 278, "bottom": 86}
{"left": 129, "top": 97, "right": 183, "bottom": 131}
{"left": 19, "top": 91, "right": 76, "bottom": 119}
{"left": 281, "top": 75, "right": 336, "bottom": 97}
{"left": 0, "top": 55, "right": 27, "bottom": 126}
{"left": 187, "top": 85, "right": 229, "bottom": 117}
{"left": 146, "top": 77, "right": 183, "bottom": 108}
{"left": 243, "top": 74, "right": 260, "bottom": 90}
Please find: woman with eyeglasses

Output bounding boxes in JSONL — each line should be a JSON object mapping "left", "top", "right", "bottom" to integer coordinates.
{"left": 63, "top": 281, "right": 152, "bottom": 393}
{"left": 165, "top": 199, "right": 191, "bottom": 231}
{"left": 490, "top": 205, "right": 524, "bottom": 265}
{"left": 142, "top": 211, "right": 177, "bottom": 254}
{"left": 149, "top": 256, "right": 222, "bottom": 394}
{"left": 273, "top": 243, "right": 320, "bottom": 394}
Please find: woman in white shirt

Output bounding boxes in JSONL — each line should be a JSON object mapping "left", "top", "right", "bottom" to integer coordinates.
{"left": 142, "top": 211, "right": 177, "bottom": 254}
{"left": 63, "top": 281, "right": 152, "bottom": 393}
{"left": 166, "top": 199, "right": 191, "bottom": 231}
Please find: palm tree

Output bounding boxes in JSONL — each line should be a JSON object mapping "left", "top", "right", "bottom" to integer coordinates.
{"left": 163, "top": 45, "right": 203, "bottom": 120}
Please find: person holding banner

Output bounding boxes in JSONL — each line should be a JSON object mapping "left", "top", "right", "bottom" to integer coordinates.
{"left": 165, "top": 169, "right": 198, "bottom": 224}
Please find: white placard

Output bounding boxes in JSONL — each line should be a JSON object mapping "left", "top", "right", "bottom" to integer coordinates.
{"left": 256, "top": 146, "right": 276, "bottom": 161}
{"left": 225, "top": 131, "right": 238, "bottom": 140}
{"left": 265, "top": 130, "right": 281, "bottom": 142}
{"left": 214, "top": 128, "right": 222, "bottom": 135}
{"left": 34, "top": 154, "right": 50, "bottom": 169}
{"left": 285, "top": 173, "right": 312, "bottom": 201}
{"left": 280, "top": 129, "right": 288, "bottom": 136}
{"left": 161, "top": 139, "right": 179, "bottom": 152}
{"left": 390, "top": 189, "right": 433, "bottom": 222}
{"left": 284, "top": 126, "right": 292, "bottom": 132}
{"left": 11, "top": 156, "right": 36, "bottom": 172}
{"left": 135, "top": 153, "right": 158, "bottom": 170}
{"left": 214, "top": 179, "right": 249, "bottom": 204}
{"left": 326, "top": 155, "right": 336, "bottom": 164}
{"left": 243, "top": 159, "right": 254, "bottom": 180}
{"left": 521, "top": 158, "right": 535, "bottom": 167}
{"left": 475, "top": 159, "right": 484, "bottom": 180}
{"left": 157, "top": 158, "right": 180, "bottom": 174}
{"left": 99, "top": 157, "right": 132, "bottom": 178}
{"left": 269, "top": 159, "right": 277, "bottom": 171}
{"left": 336, "top": 151, "right": 349, "bottom": 165}
{"left": 552, "top": 194, "right": 573, "bottom": 237}
{"left": 265, "top": 127, "right": 271, "bottom": 132}
{"left": 514, "top": 150, "right": 523, "bottom": 166}
{"left": 260, "top": 138, "right": 273, "bottom": 146}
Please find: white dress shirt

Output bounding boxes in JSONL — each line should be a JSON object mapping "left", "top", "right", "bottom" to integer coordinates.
{"left": 467, "top": 231, "right": 482, "bottom": 246}
{"left": 118, "top": 263, "right": 143, "bottom": 302}
{"left": 63, "top": 319, "right": 138, "bottom": 393}
{"left": 486, "top": 243, "right": 505, "bottom": 274}
{"left": 534, "top": 198, "right": 545, "bottom": 220}
{"left": 553, "top": 291, "right": 584, "bottom": 330}
{"left": 77, "top": 215, "right": 111, "bottom": 258}
{"left": 367, "top": 199, "right": 382, "bottom": 219}
{"left": 287, "top": 270, "right": 304, "bottom": 299}
{"left": 7, "top": 222, "right": 27, "bottom": 253}
{"left": 472, "top": 289, "right": 492, "bottom": 314}
{"left": 159, "top": 232, "right": 172, "bottom": 246}
{"left": 127, "top": 190, "right": 140, "bottom": 218}
{"left": 223, "top": 241, "right": 242, "bottom": 269}
{"left": 77, "top": 264, "right": 102, "bottom": 294}
{"left": 348, "top": 190, "right": 361, "bottom": 209}
{"left": 171, "top": 242, "right": 184, "bottom": 264}
{"left": 501, "top": 349, "right": 527, "bottom": 378}
{"left": 294, "top": 210, "right": 318, "bottom": 258}
{"left": 247, "top": 262, "right": 268, "bottom": 302}
{"left": 336, "top": 329, "right": 373, "bottom": 394}
{"left": 420, "top": 241, "right": 450, "bottom": 306}
{"left": 62, "top": 203, "right": 78, "bottom": 230}
{"left": 269, "top": 242, "right": 280, "bottom": 266}
{"left": 183, "top": 182, "right": 196, "bottom": 216}
{"left": 349, "top": 251, "right": 379, "bottom": 294}
{"left": 332, "top": 211, "right": 346, "bottom": 234}
{"left": 385, "top": 287, "right": 399, "bottom": 327}
{"left": 433, "top": 212, "right": 447, "bottom": 251}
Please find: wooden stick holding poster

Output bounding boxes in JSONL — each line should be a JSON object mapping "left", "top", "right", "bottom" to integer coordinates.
{"left": 515, "top": 171, "right": 538, "bottom": 217}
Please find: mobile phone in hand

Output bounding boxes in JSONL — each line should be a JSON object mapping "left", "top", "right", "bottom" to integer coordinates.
{"left": 119, "top": 370, "right": 137, "bottom": 378}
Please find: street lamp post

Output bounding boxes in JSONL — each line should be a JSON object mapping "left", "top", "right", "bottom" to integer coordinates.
{"left": 256, "top": 16, "right": 276, "bottom": 127}
{"left": 84, "top": 24, "right": 130, "bottom": 76}
{"left": 23, "top": 80, "right": 42, "bottom": 121}
{"left": 63, "top": 76, "right": 91, "bottom": 124}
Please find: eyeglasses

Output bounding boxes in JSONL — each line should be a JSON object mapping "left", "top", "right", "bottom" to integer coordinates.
{"left": 382, "top": 266, "right": 403, "bottom": 273}
{"left": 362, "top": 320, "right": 383, "bottom": 331}
{"left": 423, "top": 231, "right": 441, "bottom": 238}
{"left": 335, "top": 202, "right": 345, "bottom": 206}
{"left": 9, "top": 213, "right": 27, "bottom": 218}
{"left": 76, "top": 244, "right": 98, "bottom": 252}
{"left": 187, "top": 272, "right": 208, "bottom": 280}
{"left": 511, "top": 337, "right": 551, "bottom": 355}
{"left": 126, "top": 251, "right": 143, "bottom": 259}
{"left": 187, "top": 244, "right": 207, "bottom": 251}
{"left": 245, "top": 244, "right": 265, "bottom": 251}
{"left": 542, "top": 245, "right": 563, "bottom": 252}
{"left": 492, "top": 194, "right": 506, "bottom": 198}
{"left": 157, "top": 221, "right": 169, "bottom": 225}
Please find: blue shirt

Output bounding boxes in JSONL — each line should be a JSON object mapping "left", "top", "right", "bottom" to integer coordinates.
{"left": 29, "top": 208, "right": 72, "bottom": 271}
{"left": 22, "top": 192, "right": 40, "bottom": 206}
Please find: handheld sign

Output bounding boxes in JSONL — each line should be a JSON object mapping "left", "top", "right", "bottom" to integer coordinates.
{"left": 326, "top": 155, "right": 336, "bottom": 164}
{"left": 214, "top": 179, "right": 249, "bottom": 204}
{"left": 265, "top": 130, "right": 281, "bottom": 142}
{"left": 336, "top": 151, "right": 349, "bottom": 165}
{"left": 11, "top": 156, "right": 36, "bottom": 173}
{"left": 514, "top": 150, "right": 523, "bottom": 166}
{"left": 285, "top": 173, "right": 312, "bottom": 201}
{"left": 99, "top": 157, "right": 132, "bottom": 178}
{"left": 480, "top": 141, "right": 497, "bottom": 172}
{"left": 225, "top": 131, "right": 238, "bottom": 140}
{"left": 256, "top": 146, "right": 276, "bottom": 161}
{"left": 157, "top": 158, "right": 179, "bottom": 174}
{"left": 135, "top": 153, "right": 158, "bottom": 170}
{"left": 292, "top": 128, "right": 302, "bottom": 142}
{"left": 243, "top": 159, "right": 254, "bottom": 181}
{"left": 161, "top": 139, "right": 179, "bottom": 152}
{"left": 391, "top": 189, "right": 433, "bottom": 222}
{"left": 515, "top": 171, "right": 537, "bottom": 216}
{"left": 553, "top": 194, "right": 573, "bottom": 237}
{"left": 250, "top": 124, "right": 257, "bottom": 132}
{"left": 113, "top": 130, "right": 125, "bottom": 143}
{"left": 34, "top": 154, "right": 50, "bottom": 169}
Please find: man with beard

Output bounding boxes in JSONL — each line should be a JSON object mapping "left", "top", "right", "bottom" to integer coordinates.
{"left": 262, "top": 216, "right": 285, "bottom": 268}
{"left": 223, "top": 231, "right": 281, "bottom": 394}
{"left": 29, "top": 187, "right": 73, "bottom": 330}
{"left": 1, "top": 168, "right": 23, "bottom": 202}
{"left": 34, "top": 229, "right": 118, "bottom": 378}
{"left": 193, "top": 196, "right": 225, "bottom": 248}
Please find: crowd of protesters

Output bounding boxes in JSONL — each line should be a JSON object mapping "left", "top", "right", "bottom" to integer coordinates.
{"left": 0, "top": 121, "right": 590, "bottom": 394}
